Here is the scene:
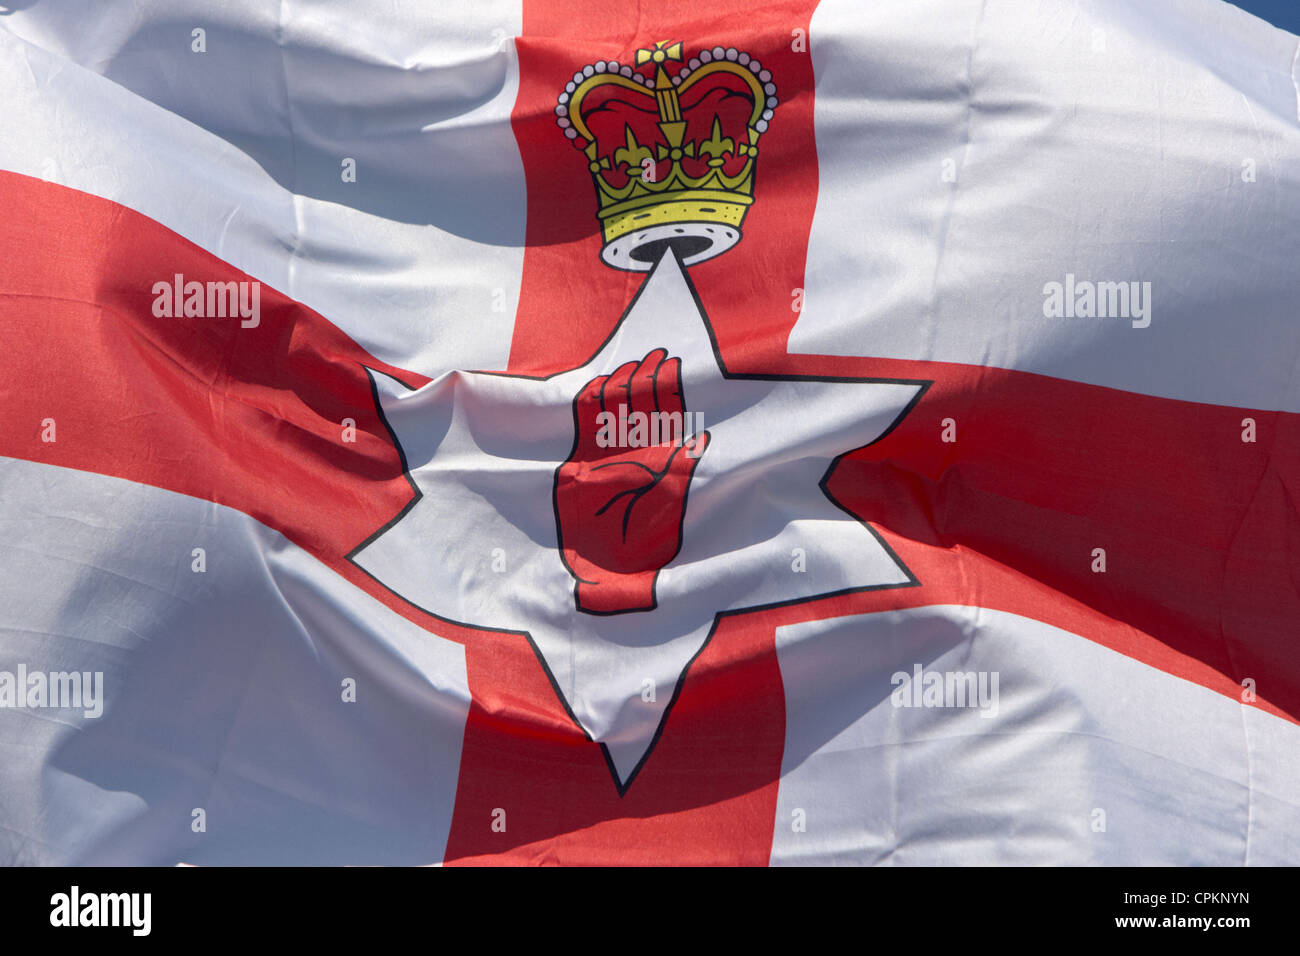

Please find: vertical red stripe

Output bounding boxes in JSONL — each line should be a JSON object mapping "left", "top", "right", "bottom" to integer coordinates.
{"left": 505, "top": 0, "right": 819, "bottom": 376}
{"left": 443, "top": 0, "right": 822, "bottom": 865}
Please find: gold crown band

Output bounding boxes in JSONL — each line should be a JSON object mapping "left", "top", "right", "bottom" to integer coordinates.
{"left": 601, "top": 196, "right": 750, "bottom": 246}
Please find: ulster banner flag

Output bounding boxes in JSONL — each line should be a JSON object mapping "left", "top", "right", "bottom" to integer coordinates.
{"left": 1, "top": 0, "right": 1298, "bottom": 866}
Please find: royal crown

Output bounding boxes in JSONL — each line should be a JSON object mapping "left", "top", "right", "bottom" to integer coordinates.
{"left": 556, "top": 41, "right": 778, "bottom": 271}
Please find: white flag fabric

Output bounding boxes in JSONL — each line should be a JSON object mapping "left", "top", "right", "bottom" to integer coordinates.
{"left": 0, "top": 0, "right": 1297, "bottom": 865}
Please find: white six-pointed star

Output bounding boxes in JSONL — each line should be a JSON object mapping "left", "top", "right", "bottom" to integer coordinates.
{"left": 350, "top": 249, "right": 926, "bottom": 791}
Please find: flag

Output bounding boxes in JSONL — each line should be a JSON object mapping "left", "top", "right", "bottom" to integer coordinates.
{"left": 1, "top": 0, "right": 1298, "bottom": 865}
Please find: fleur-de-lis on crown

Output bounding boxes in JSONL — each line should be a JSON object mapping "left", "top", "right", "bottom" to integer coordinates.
{"left": 613, "top": 126, "right": 654, "bottom": 173}
{"left": 698, "top": 117, "right": 735, "bottom": 166}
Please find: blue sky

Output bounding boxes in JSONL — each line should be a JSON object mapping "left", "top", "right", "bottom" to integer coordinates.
{"left": 1229, "top": 0, "right": 1300, "bottom": 34}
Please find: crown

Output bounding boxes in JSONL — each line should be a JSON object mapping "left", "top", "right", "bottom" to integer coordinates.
{"left": 556, "top": 42, "right": 778, "bottom": 271}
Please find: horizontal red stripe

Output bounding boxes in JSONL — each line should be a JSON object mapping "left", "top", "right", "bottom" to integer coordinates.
{"left": 829, "top": 352, "right": 1299, "bottom": 723}
{"left": 0, "top": 170, "right": 467, "bottom": 637}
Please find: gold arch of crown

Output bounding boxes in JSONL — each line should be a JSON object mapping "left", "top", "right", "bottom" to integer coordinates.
{"left": 562, "top": 41, "right": 775, "bottom": 208}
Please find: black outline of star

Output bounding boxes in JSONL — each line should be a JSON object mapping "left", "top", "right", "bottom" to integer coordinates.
{"left": 346, "top": 248, "right": 931, "bottom": 795}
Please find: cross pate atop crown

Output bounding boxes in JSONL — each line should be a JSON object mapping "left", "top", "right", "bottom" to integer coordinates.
{"left": 556, "top": 41, "right": 779, "bottom": 271}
